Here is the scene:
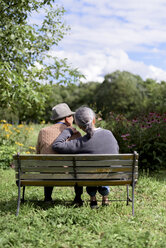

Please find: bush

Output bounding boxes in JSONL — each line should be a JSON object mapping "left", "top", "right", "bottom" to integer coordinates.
{"left": 103, "top": 112, "right": 166, "bottom": 172}
{"left": 0, "top": 145, "right": 17, "bottom": 169}
{"left": 0, "top": 120, "right": 36, "bottom": 168}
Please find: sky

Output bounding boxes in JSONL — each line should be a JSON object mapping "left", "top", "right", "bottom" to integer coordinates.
{"left": 30, "top": 0, "right": 166, "bottom": 83}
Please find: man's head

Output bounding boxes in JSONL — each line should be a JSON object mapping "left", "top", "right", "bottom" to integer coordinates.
{"left": 51, "top": 103, "right": 75, "bottom": 125}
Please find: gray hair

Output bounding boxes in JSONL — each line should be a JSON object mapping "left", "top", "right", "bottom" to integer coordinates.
{"left": 74, "top": 107, "right": 96, "bottom": 138}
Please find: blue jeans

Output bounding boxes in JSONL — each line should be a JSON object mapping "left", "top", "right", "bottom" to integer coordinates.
{"left": 86, "top": 186, "right": 110, "bottom": 197}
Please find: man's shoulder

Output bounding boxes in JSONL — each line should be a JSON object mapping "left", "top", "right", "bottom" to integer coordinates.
{"left": 39, "top": 124, "right": 56, "bottom": 133}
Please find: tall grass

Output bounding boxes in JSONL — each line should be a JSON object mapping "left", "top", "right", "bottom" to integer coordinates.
{"left": 0, "top": 169, "right": 166, "bottom": 248}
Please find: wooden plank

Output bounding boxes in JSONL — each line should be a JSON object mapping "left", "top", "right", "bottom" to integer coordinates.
{"left": 14, "top": 159, "right": 137, "bottom": 167}
{"left": 20, "top": 180, "right": 133, "bottom": 187}
{"left": 13, "top": 154, "right": 74, "bottom": 161}
{"left": 15, "top": 165, "right": 138, "bottom": 173}
{"left": 16, "top": 166, "right": 74, "bottom": 173}
{"left": 14, "top": 159, "right": 138, "bottom": 168}
{"left": 16, "top": 172, "right": 138, "bottom": 180}
{"left": 15, "top": 160, "right": 73, "bottom": 167}
{"left": 76, "top": 160, "right": 136, "bottom": 166}
{"left": 13, "top": 153, "right": 139, "bottom": 161}
{"left": 13, "top": 160, "right": 72, "bottom": 167}
{"left": 18, "top": 173, "right": 75, "bottom": 180}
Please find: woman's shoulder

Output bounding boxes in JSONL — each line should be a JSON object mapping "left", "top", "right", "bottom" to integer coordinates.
{"left": 95, "top": 127, "right": 112, "bottom": 134}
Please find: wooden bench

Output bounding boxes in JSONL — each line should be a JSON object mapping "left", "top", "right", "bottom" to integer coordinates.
{"left": 13, "top": 151, "right": 139, "bottom": 216}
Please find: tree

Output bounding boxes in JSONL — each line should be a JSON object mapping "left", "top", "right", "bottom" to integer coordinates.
{"left": 142, "top": 79, "right": 166, "bottom": 114}
{"left": 62, "top": 82, "right": 100, "bottom": 111}
{"left": 95, "top": 70, "right": 146, "bottom": 119}
{"left": 0, "top": 0, "right": 83, "bottom": 122}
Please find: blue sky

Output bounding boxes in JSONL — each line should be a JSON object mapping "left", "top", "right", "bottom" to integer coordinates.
{"left": 30, "top": 0, "right": 166, "bottom": 83}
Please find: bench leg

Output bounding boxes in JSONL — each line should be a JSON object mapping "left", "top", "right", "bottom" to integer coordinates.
{"left": 21, "top": 186, "right": 25, "bottom": 203}
{"left": 126, "top": 185, "right": 132, "bottom": 205}
{"left": 126, "top": 185, "right": 129, "bottom": 205}
{"left": 16, "top": 181, "right": 21, "bottom": 216}
{"left": 132, "top": 182, "right": 135, "bottom": 216}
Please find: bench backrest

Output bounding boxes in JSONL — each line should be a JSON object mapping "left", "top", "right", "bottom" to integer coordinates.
{"left": 13, "top": 152, "right": 139, "bottom": 187}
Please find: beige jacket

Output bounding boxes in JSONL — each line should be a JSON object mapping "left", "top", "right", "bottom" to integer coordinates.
{"left": 36, "top": 123, "right": 81, "bottom": 154}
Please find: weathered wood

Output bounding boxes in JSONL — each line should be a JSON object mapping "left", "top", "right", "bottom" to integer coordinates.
{"left": 14, "top": 160, "right": 73, "bottom": 167}
{"left": 19, "top": 180, "right": 133, "bottom": 187}
{"left": 14, "top": 152, "right": 139, "bottom": 216}
{"left": 14, "top": 159, "right": 137, "bottom": 167}
{"left": 13, "top": 153, "right": 139, "bottom": 161}
{"left": 15, "top": 165, "right": 138, "bottom": 173}
{"left": 14, "top": 153, "right": 139, "bottom": 184}
{"left": 16, "top": 172, "right": 138, "bottom": 180}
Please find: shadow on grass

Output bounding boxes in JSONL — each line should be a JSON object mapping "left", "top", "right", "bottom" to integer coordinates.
{"left": 0, "top": 198, "right": 79, "bottom": 215}
{"left": 27, "top": 198, "right": 75, "bottom": 209}
{"left": 0, "top": 197, "right": 130, "bottom": 215}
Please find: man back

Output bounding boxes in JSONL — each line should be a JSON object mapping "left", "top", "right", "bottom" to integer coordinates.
{"left": 36, "top": 123, "right": 79, "bottom": 154}
{"left": 36, "top": 103, "right": 83, "bottom": 204}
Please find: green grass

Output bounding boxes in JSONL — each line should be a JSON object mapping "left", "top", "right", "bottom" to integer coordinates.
{"left": 0, "top": 169, "right": 166, "bottom": 248}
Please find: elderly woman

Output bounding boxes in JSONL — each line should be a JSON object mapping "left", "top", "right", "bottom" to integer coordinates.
{"left": 52, "top": 106, "right": 119, "bottom": 209}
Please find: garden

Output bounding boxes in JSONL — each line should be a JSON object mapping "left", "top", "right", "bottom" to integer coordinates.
{"left": 0, "top": 115, "right": 165, "bottom": 248}
{"left": 0, "top": 1, "right": 166, "bottom": 247}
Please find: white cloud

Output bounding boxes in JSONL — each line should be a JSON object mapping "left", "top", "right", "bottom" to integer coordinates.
{"left": 51, "top": 48, "right": 166, "bottom": 82}
{"left": 146, "top": 66, "right": 166, "bottom": 82}
{"left": 29, "top": 0, "right": 166, "bottom": 82}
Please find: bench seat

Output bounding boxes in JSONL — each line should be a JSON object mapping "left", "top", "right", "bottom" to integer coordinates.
{"left": 13, "top": 152, "right": 139, "bottom": 216}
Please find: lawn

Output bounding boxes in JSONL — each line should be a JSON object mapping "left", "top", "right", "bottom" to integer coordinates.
{"left": 0, "top": 169, "right": 165, "bottom": 248}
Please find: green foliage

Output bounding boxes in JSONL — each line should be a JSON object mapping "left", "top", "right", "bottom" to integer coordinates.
{"left": 0, "top": 0, "right": 84, "bottom": 122}
{"left": 33, "top": 82, "right": 100, "bottom": 122}
{"left": 95, "top": 70, "right": 146, "bottom": 119}
{"left": 0, "top": 169, "right": 166, "bottom": 247}
{"left": 104, "top": 112, "right": 166, "bottom": 171}
{"left": 1, "top": 69, "right": 166, "bottom": 123}
{"left": 64, "top": 82, "right": 100, "bottom": 111}
{"left": 142, "top": 79, "right": 166, "bottom": 114}
{"left": 0, "top": 120, "right": 39, "bottom": 168}
{"left": 0, "top": 145, "right": 17, "bottom": 169}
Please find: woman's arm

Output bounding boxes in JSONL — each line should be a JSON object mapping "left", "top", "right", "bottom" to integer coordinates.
{"left": 52, "top": 128, "right": 82, "bottom": 154}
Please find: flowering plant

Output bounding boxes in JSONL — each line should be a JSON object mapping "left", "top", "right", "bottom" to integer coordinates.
{"left": 0, "top": 121, "right": 36, "bottom": 168}
{"left": 103, "top": 112, "right": 166, "bottom": 171}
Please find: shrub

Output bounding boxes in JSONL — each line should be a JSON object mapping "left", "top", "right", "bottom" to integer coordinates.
{"left": 0, "top": 120, "right": 36, "bottom": 168}
{"left": 103, "top": 112, "right": 166, "bottom": 172}
{"left": 0, "top": 145, "right": 17, "bottom": 169}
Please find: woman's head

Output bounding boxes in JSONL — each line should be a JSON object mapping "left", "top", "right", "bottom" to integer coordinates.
{"left": 74, "top": 107, "right": 96, "bottom": 137}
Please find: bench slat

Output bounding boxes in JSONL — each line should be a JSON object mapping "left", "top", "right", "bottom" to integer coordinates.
{"left": 15, "top": 165, "right": 138, "bottom": 173}
{"left": 14, "top": 160, "right": 73, "bottom": 167}
{"left": 76, "top": 160, "right": 136, "bottom": 166}
{"left": 19, "top": 180, "right": 133, "bottom": 187}
{"left": 14, "top": 159, "right": 137, "bottom": 167}
{"left": 16, "top": 172, "right": 138, "bottom": 180}
{"left": 13, "top": 154, "right": 139, "bottom": 161}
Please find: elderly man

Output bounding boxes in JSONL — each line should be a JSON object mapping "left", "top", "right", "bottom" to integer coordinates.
{"left": 36, "top": 103, "right": 83, "bottom": 206}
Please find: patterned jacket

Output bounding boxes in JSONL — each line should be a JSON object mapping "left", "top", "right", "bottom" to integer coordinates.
{"left": 36, "top": 123, "right": 81, "bottom": 154}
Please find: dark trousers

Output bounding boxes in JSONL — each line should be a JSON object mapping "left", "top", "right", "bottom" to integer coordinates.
{"left": 44, "top": 185, "right": 83, "bottom": 200}
{"left": 74, "top": 184, "right": 83, "bottom": 200}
